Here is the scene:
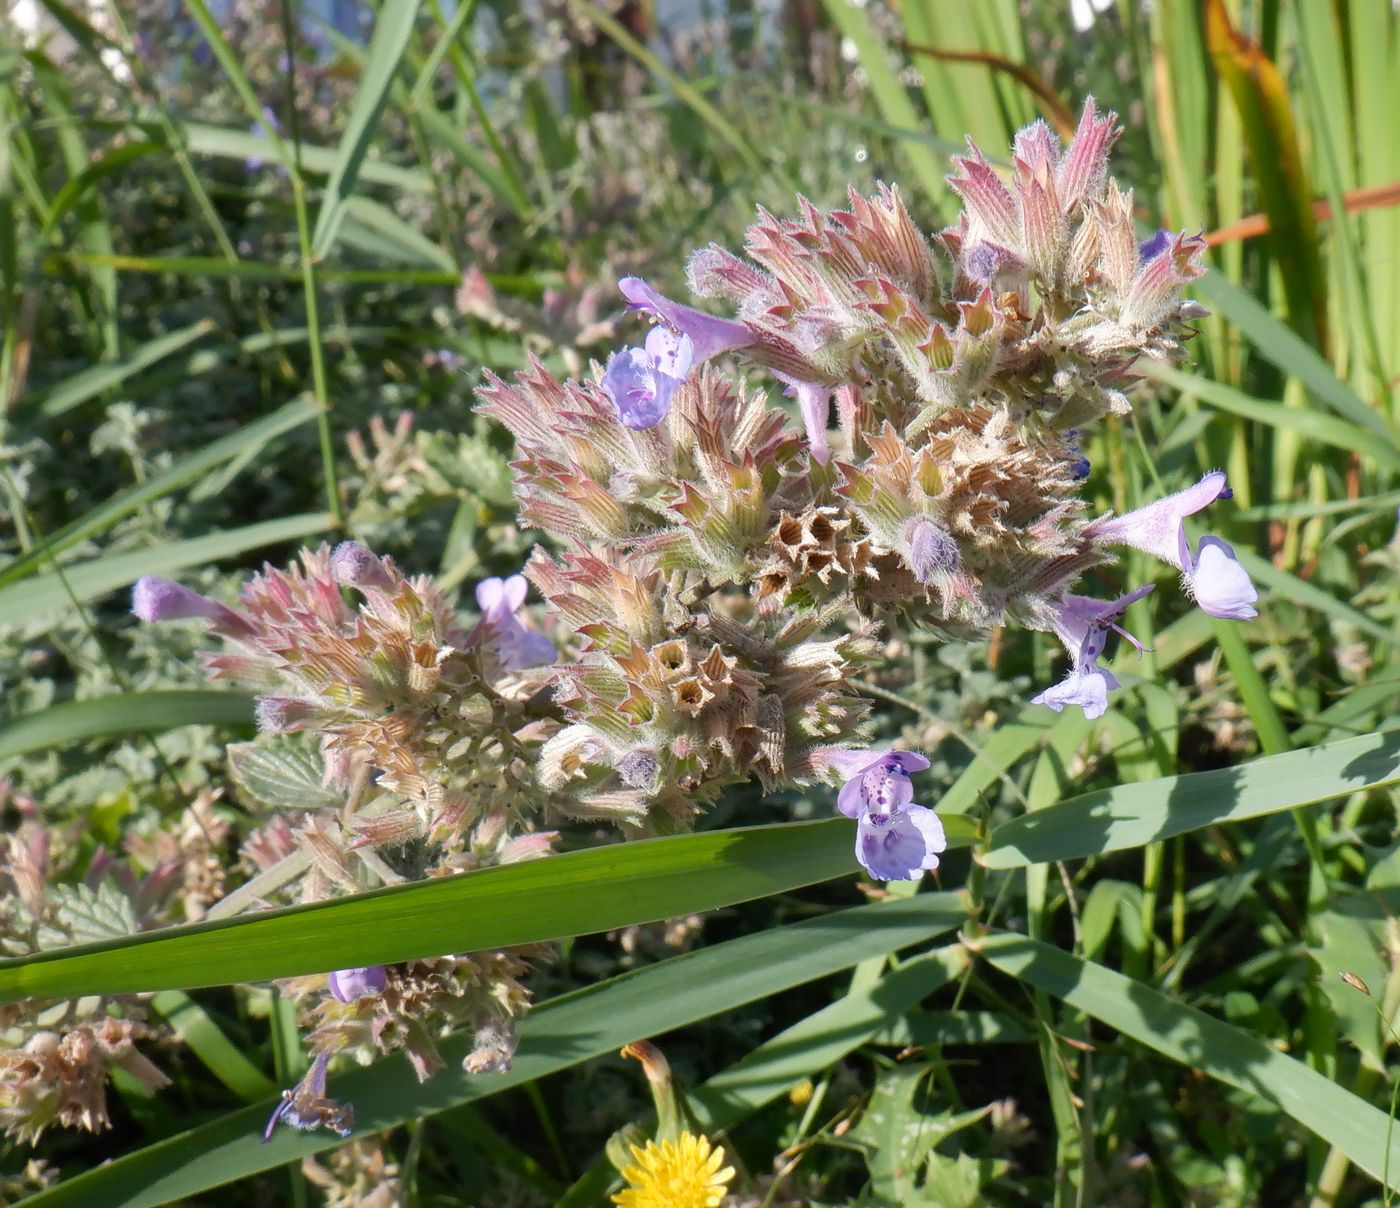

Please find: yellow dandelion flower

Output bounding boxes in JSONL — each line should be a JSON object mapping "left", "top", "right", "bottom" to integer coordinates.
{"left": 611, "top": 1132, "right": 736, "bottom": 1208}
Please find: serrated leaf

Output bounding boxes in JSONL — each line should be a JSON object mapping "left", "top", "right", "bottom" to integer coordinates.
{"left": 44, "top": 883, "right": 138, "bottom": 948}
{"left": 227, "top": 740, "right": 342, "bottom": 811}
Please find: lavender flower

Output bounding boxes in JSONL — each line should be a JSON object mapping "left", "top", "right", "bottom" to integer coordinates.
{"left": 828, "top": 750, "right": 946, "bottom": 881}
{"left": 1089, "top": 472, "right": 1259, "bottom": 620}
{"left": 618, "top": 277, "right": 754, "bottom": 363}
{"left": 329, "top": 541, "right": 392, "bottom": 590}
{"left": 263, "top": 1052, "right": 354, "bottom": 1142}
{"left": 1180, "top": 534, "right": 1259, "bottom": 620}
{"left": 327, "top": 966, "right": 387, "bottom": 1003}
{"left": 474, "top": 575, "right": 555, "bottom": 670}
{"left": 774, "top": 373, "right": 832, "bottom": 463}
{"left": 1138, "top": 228, "right": 1173, "bottom": 262}
{"left": 131, "top": 576, "right": 252, "bottom": 637}
{"left": 857, "top": 806, "right": 948, "bottom": 881}
{"left": 831, "top": 749, "right": 931, "bottom": 819}
{"left": 905, "top": 517, "right": 960, "bottom": 583}
{"left": 1032, "top": 586, "right": 1153, "bottom": 719}
{"left": 602, "top": 328, "right": 693, "bottom": 429}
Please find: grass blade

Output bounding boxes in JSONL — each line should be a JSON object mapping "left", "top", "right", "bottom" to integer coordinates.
{"left": 0, "top": 398, "right": 321, "bottom": 589}
{"left": 0, "top": 513, "right": 330, "bottom": 633}
{"left": 0, "top": 818, "right": 984, "bottom": 1003}
{"left": 309, "top": 2, "right": 422, "bottom": 258}
{"left": 0, "top": 691, "right": 254, "bottom": 762}
{"left": 976, "top": 931, "right": 1400, "bottom": 1189}
{"left": 15, "top": 893, "right": 967, "bottom": 1208}
{"left": 27, "top": 320, "right": 214, "bottom": 418}
{"left": 982, "top": 728, "right": 1400, "bottom": 869}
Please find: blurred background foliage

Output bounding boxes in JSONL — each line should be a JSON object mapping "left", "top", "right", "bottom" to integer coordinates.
{"left": 3, "top": 1, "right": 1400, "bottom": 1204}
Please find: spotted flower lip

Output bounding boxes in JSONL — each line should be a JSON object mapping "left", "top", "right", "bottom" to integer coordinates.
{"left": 857, "top": 804, "right": 947, "bottom": 881}
{"left": 831, "top": 749, "right": 932, "bottom": 820}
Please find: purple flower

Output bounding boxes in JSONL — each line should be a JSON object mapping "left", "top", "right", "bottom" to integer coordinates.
{"left": 773, "top": 373, "right": 832, "bottom": 463}
{"left": 828, "top": 749, "right": 946, "bottom": 881}
{"left": 856, "top": 805, "right": 947, "bottom": 881}
{"left": 1180, "top": 533, "right": 1258, "bottom": 620}
{"left": 1138, "top": 228, "right": 1172, "bottom": 262}
{"left": 132, "top": 576, "right": 252, "bottom": 637}
{"left": 602, "top": 328, "right": 693, "bottom": 429}
{"left": 1032, "top": 586, "right": 1154, "bottom": 720}
{"left": 1088, "top": 472, "right": 1259, "bottom": 621}
{"left": 618, "top": 276, "right": 754, "bottom": 364}
{"left": 475, "top": 575, "right": 555, "bottom": 670}
{"left": 327, "top": 965, "right": 387, "bottom": 1003}
{"left": 831, "top": 749, "right": 932, "bottom": 819}
{"left": 263, "top": 1052, "right": 354, "bottom": 1142}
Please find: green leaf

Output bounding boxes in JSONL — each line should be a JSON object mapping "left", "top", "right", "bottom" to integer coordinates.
{"left": 18, "top": 892, "right": 967, "bottom": 1208}
{"left": 1195, "top": 270, "right": 1388, "bottom": 440}
{"left": 310, "top": 2, "right": 422, "bottom": 258}
{"left": 0, "top": 398, "right": 321, "bottom": 589}
{"left": 572, "top": 0, "right": 762, "bottom": 175}
{"left": 26, "top": 320, "right": 214, "bottom": 418}
{"left": 150, "top": 991, "right": 276, "bottom": 1103}
{"left": 1141, "top": 362, "right": 1400, "bottom": 475}
{"left": 976, "top": 931, "right": 1400, "bottom": 1189}
{"left": 0, "top": 513, "right": 329, "bottom": 634}
{"left": 181, "top": 123, "right": 429, "bottom": 194}
{"left": 983, "top": 729, "right": 1400, "bottom": 869}
{"left": 937, "top": 713, "right": 1049, "bottom": 817}
{"left": 0, "top": 820, "right": 978, "bottom": 1004}
{"left": 691, "top": 946, "right": 969, "bottom": 1131}
{"left": 0, "top": 692, "right": 254, "bottom": 763}
{"left": 226, "top": 740, "right": 341, "bottom": 811}
{"left": 817, "top": 0, "right": 951, "bottom": 207}
{"left": 1234, "top": 547, "right": 1400, "bottom": 650}
{"left": 46, "top": 883, "right": 137, "bottom": 947}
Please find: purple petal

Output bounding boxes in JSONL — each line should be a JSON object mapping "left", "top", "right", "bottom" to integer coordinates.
{"left": 327, "top": 965, "right": 387, "bottom": 1003}
{"left": 1138, "top": 228, "right": 1172, "bottom": 262}
{"left": 775, "top": 374, "right": 832, "bottom": 463}
{"left": 1089, "top": 472, "right": 1231, "bottom": 567}
{"left": 602, "top": 346, "right": 681, "bottom": 430}
{"left": 906, "top": 518, "right": 960, "bottom": 582}
{"left": 1187, "top": 535, "right": 1259, "bottom": 620}
{"left": 497, "top": 625, "right": 556, "bottom": 671}
{"left": 131, "top": 576, "right": 251, "bottom": 636}
{"left": 618, "top": 277, "right": 755, "bottom": 364}
{"left": 856, "top": 805, "right": 947, "bottom": 881}
{"left": 1031, "top": 666, "right": 1118, "bottom": 720}
{"left": 263, "top": 1097, "right": 291, "bottom": 1143}
{"left": 330, "top": 541, "right": 390, "bottom": 589}
{"left": 644, "top": 327, "right": 694, "bottom": 380}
